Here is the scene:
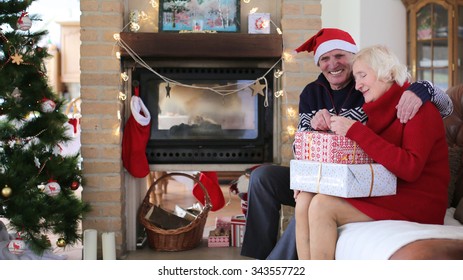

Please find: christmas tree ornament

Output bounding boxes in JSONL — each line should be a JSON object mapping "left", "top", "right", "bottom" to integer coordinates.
{"left": 44, "top": 181, "right": 61, "bottom": 197}
{"left": 11, "top": 53, "right": 23, "bottom": 65}
{"left": 17, "top": 11, "right": 32, "bottom": 31}
{"left": 37, "top": 183, "right": 45, "bottom": 192}
{"left": 52, "top": 144, "right": 62, "bottom": 156}
{"left": 40, "top": 98, "right": 56, "bottom": 113}
{"left": 1, "top": 185, "right": 12, "bottom": 198}
{"left": 8, "top": 235, "right": 26, "bottom": 255}
{"left": 58, "top": 119, "right": 81, "bottom": 156}
{"left": 34, "top": 157, "right": 41, "bottom": 169}
{"left": 56, "top": 238, "right": 66, "bottom": 247}
{"left": 11, "top": 87, "right": 22, "bottom": 101}
{"left": 70, "top": 181, "right": 79, "bottom": 191}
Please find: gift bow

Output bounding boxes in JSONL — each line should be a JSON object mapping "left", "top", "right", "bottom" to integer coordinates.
{"left": 339, "top": 143, "right": 358, "bottom": 164}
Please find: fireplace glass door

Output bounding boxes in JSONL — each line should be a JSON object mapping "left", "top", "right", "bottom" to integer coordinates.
{"left": 132, "top": 67, "right": 274, "bottom": 164}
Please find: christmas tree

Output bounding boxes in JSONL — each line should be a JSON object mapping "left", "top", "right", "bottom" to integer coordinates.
{"left": 0, "top": 0, "right": 90, "bottom": 256}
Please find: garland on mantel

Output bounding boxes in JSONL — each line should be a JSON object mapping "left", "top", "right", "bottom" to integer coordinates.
{"left": 113, "top": 31, "right": 283, "bottom": 108}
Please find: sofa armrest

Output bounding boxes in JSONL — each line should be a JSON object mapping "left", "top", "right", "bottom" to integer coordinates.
{"left": 390, "top": 239, "right": 463, "bottom": 260}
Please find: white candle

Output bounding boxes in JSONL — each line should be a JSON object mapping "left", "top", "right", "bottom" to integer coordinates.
{"left": 102, "top": 232, "right": 116, "bottom": 260}
{"left": 83, "top": 229, "right": 97, "bottom": 260}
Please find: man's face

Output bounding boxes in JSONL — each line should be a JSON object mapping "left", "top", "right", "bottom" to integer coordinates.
{"left": 318, "top": 49, "right": 354, "bottom": 90}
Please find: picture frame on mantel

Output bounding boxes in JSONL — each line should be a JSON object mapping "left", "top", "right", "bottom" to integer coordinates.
{"left": 159, "top": 0, "right": 240, "bottom": 32}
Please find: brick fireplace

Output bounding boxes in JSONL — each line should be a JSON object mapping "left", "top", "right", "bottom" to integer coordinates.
{"left": 79, "top": 0, "right": 321, "bottom": 258}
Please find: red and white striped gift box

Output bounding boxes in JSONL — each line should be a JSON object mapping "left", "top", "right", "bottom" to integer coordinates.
{"left": 230, "top": 215, "right": 246, "bottom": 247}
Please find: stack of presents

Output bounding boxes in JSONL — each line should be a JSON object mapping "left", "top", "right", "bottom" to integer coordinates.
{"left": 291, "top": 131, "right": 397, "bottom": 197}
{"left": 208, "top": 131, "right": 398, "bottom": 248}
{"left": 207, "top": 215, "right": 246, "bottom": 248}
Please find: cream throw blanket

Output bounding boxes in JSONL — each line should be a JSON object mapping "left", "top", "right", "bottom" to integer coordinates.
{"left": 335, "top": 208, "right": 463, "bottom": 259}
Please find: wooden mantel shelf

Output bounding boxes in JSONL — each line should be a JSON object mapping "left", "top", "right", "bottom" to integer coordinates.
{"left": 119, "top": 32, "right": 283, "bottom": 59}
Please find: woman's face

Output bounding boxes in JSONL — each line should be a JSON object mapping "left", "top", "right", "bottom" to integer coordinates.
{"left": 353, "top": 59, "right": 390, "bottom": 103}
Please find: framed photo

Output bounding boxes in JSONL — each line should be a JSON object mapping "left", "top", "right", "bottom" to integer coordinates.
{"left": 159, "top": 0, "right": 240, "bottom": 32}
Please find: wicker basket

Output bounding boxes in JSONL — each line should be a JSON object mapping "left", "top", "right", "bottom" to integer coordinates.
{"left": 138, "top": 172, "right": 211, "bottom": 251}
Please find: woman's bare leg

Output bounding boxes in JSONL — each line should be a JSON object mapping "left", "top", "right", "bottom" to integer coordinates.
{"left": 295, "top": 192, "right": 315, "bottom": 260}
{"left": 309, "top": 195, "right": 373, "bottom": 259}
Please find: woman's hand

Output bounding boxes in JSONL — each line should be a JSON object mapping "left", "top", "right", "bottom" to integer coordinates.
{"left": 330, "top": 116, "right": 356, "bottom": 136}
{"left": 310, "top": 109, "right": 332, "bottom": 131}
{"left": 396, "top": 90, "right": 422, "bottom": 123}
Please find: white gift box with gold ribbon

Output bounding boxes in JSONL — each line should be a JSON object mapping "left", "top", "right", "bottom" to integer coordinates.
{"left": 290, "top": 160, "right": 397, "bottom": 198}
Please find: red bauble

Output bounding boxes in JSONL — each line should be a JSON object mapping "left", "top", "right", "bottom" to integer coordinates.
{"left": 70, "top": 181, "right": 79, "bottom": 191}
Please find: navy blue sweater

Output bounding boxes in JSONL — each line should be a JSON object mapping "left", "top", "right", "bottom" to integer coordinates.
{"left": 296, "top": 74, "right": 433, "bottom": 132}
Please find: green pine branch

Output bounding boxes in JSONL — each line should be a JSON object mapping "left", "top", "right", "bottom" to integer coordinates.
{"left": 0, "top": 0, "right": 90, "bottom": 256}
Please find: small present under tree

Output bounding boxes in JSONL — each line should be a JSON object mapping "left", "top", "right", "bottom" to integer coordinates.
{"left": 0, "top": 0, "right": 90, "bottom": 256}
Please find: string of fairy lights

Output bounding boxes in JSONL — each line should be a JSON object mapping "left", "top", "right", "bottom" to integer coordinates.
{"left": 113, "top": 0, "right": 299, "bottom": 136}
{"left": 115, "top": 32, "right": 281, "bottom": 108}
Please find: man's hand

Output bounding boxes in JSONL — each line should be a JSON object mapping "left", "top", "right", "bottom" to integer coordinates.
{"left": 396, "top": 90, "right": 423, "bottom": 123}
{"left": 330, "top": 116, "right": 356, "bottom": 136}
{"left": 311, "top": 109, "right": 332, "bottom": 130}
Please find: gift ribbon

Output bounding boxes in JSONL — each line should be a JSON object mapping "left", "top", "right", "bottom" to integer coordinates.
{"left": 316, "top": 162, "right": 376, "bottom": 197}
{"left": 368, "top": 163, "right": 375, "bottom": 197}
{"left": 340, "top": 143, "right": 358, "bottom": 164}
{"left": 306, "top": 132, "right": 359, "bottom": 164}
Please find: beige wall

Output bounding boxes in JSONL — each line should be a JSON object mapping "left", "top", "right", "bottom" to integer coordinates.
{"left": 80, "top": 0, "right": 321, "bottom": 258}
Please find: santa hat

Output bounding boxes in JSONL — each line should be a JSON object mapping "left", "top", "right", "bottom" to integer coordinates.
{"left": 192, "top": 171, "right": 225, "bottom": 212}
{"left": 122, "top": 88, "right": 151, "bottom": 178}
{"left": 295, "top": 28, "right": 358, "bottom": 65}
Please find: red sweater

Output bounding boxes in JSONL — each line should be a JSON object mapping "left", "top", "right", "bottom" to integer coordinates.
{"left": 345, "top": 82, "right": 449, "bottom": 224}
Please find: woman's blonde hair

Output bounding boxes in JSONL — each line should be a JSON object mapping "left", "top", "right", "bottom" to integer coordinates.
{"left": 352, "top": 45, "right": 410, "bottom": 86}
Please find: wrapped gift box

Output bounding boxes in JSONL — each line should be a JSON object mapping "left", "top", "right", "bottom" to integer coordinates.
{"left": 290, "top": 160, "right": 396, "bottom": 198}
{"left": 231, "top": 215, "right": 246, "bottom": 247}
{"left": 294, "top": 131, "right": 373, "bottom": 164}
{"left": 215, "top": 216, "right": 231, "bottom": 231}
{"left": 207, "top": 229, "right": 230, "bottom": 248}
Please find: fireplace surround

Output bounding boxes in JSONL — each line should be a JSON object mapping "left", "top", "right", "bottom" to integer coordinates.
{"left": 120, "top": 32, "right": 284, "bottom": 250}
{"left": 121, "top": 32, "right": 284, "bottom": 168}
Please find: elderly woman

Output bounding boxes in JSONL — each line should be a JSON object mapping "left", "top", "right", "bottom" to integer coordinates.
{"left": 294, "top": 45, "right": 450, "bottom": 260}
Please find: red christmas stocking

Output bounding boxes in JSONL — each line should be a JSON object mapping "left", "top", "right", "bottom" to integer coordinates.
{"left": 193, "top": 171, "right": 225, "bottom": 212}
{"left": 122, "top": 95, "right": 151, "bottom": 178}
